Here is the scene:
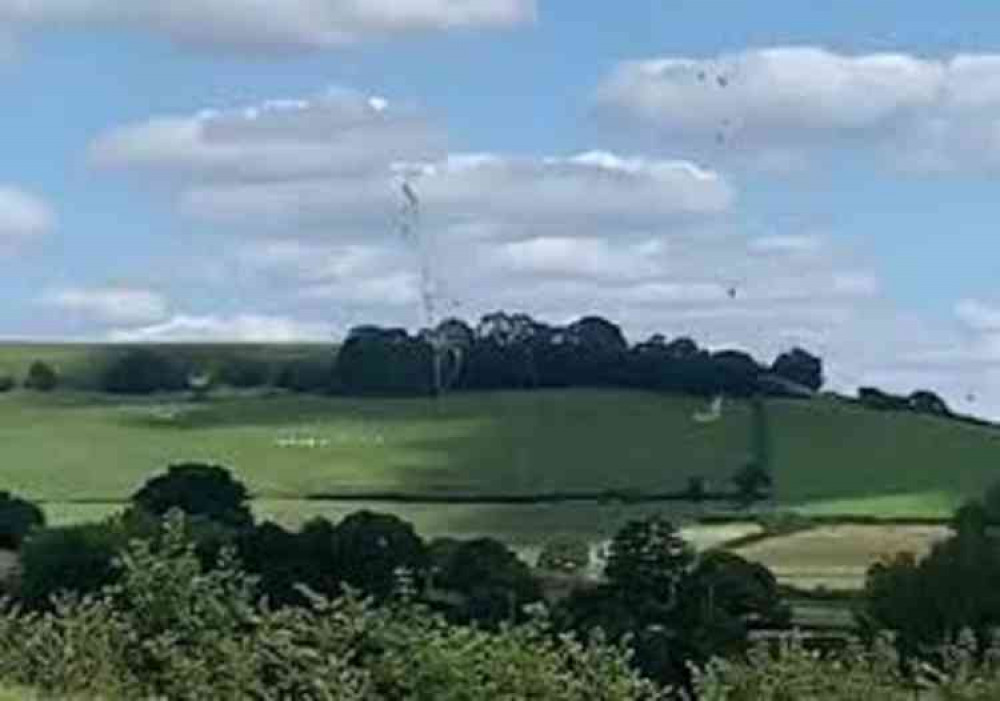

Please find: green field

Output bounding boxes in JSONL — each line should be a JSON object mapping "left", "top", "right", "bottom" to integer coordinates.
{"left": 2, "top": 381, "right": 999, "bottom": 523}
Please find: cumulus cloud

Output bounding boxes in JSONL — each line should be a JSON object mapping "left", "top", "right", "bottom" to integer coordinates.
{"left": 108, "top": 314, "right": 333, "bottom": 342}
{"left": 596, "top": 47, "right": 1000, "bottom": 172}
{"left": 43, "top": 286, "right": 169, "bottom": 325}
{"left": 0, "top": 186, "right": 55, "bottom": 249}
{"left": 90, "top": 88, "right": 445, "bottom": 184}
{"left": 0, "top": 0, "right": 535, "bottom": 52}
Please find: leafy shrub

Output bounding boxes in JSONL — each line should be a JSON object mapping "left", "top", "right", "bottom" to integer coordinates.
{"left": 23, "top": 362, "right": 57, "bottom": 392}
{"left": 0, "top": 376, "right": 14, "bottom": 393}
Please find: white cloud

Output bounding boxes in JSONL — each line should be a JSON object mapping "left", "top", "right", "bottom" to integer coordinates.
{"left": 0, "top": 186, "right": 55, "bottom": 249}
{"left": 43, "top": 286, "right": 169, "bottom": 324}
{"left": 748, "top": 235, "right": 824, "bottom": 255}
{"left": 108, "top": 314, "right": 332, "bottom": 342}
{"left": 90, "top": 88, "right": 445, "bottom": 183}
{"left": 956, "top": 299, "right": 1000, "bottom": 332}
{"left": 92, "top": 94, "right": 733, "bottom": 239}
{"left": 0, "top": 0, "right": 535, "bottom": 52}
{"left": 596, "top": 47, "right": 1000, "bottom": 172}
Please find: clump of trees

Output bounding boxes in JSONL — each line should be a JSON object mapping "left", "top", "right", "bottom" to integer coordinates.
{"left": 860, "top": 481, "right": 1000, "bottom": 660}
{"left": 857, "top": 386, "right": 952, "bottom": 418}
{"left": 332, "top": 311, "right": 825, "bottom": 401}
{"left": 556, "top": 516, "right": 789, "bottom": 691}
{"left": 23, "top": 361, "right": 58, "bottom": 392}
{"left": 102, "top": 348, "right": 189, "bottom": 394}
{"left": 0, "top": 375, "right": 14, "bottom": 393}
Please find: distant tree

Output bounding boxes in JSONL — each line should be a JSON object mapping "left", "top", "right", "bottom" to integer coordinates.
{"left": 216, "top": 356, "right": 272, "bottom": 388}
{"left": 23, "top": 361, "right": 58, "bottom": 392}
{"left": 731, "top": 461, "right": 773, "bottom": 508}
{"left": 0, "top": 491, "right": 45, "bottom": 549}
{"left": 275, "top": 358, "right": 334, "bottom": 393}
{"left": 335, "top": 327, "right": 432, "bottom": 396}
{"left": 0, "top": 375, "right": 14, "bottom": 392}
{"left": 537, "top": 536, "right": 591, "bottom": 574}
{"left": 685, "top": 476, "right": 708, "bottom": 503}
{"left": 331, "top": 510, "right": 427, "bottom": 600}
{"left": 710, "top": 350, "right": 762, "bottom": 398}
{"left": 909, "top": 390, "right": 951, "bottom": 417}
{"left": 771, "top": 348, "right": 824, "bottom": 392}
{"left": 102, "top": 349, "right": 187, "bottom": 395}
{"left": 858, "top": 386, "right": 909, "bottom": 411}
{"left": 605, "top": 517, "right": 695, "bottom": 606}
{"left": 129, "top": 463, "right": 254, "bottom": 530}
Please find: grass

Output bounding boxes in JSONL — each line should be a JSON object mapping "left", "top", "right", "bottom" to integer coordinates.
{"left": 1, "top": 387, "right": 997, "bottom": 511}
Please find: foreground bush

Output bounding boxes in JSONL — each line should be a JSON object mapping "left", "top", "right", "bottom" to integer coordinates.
{"left": 0, "top": 513, "right": 667, "bottom": 700}
{"left": 692, "top": 632, "right": 1000, "bottom": 700}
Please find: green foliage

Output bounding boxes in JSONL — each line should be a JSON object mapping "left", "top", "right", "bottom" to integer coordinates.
{"left": 605, "top": 517, "right": 694, "bottom": 603}
{"left": 538, "top": 536, "right": 591, "bottom": 574}
{"left": 101, "top": 349, "right": 187, "bottom": 395}
{"left": 0, "top": 376, "right": 14, "bottom": 393}
{"left": 129, "top": 462, "right": 254, "bottom": 530}
{"left": 433, "top": 537, "right": 542, "bottom": 626}
{"left": 0, "top": 513, "right": 666, "bottom": 700}
{"left": 331, "top": 510, "right": 428, "bottom": 601}
{"left": 17, "top": 522, "right": 127, "bottom": 609}
{"left": 0, "top": 493, "right": 44, "bottom": 549}
{"left": 23, "top": 362, "right": 57, "bottom": 392}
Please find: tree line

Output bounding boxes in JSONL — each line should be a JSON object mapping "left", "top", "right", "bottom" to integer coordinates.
{"left": 0, "top": 463, "right": 788, "bottom": 695}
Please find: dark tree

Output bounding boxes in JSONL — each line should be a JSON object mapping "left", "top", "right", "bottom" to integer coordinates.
{"left": 275, "top": 358, "right": 334, "bottom": 393}
{"left": 909, "top": 390, "right": 951, "bottom": 417}
{"left": 605, "top": 517, "right": 694, "bottom": 606}
{"left": 331, "top": 511, "right": 427, "bottom": 600}
{"left": 23, "top": 361, "right": 58, "bottom": 392}
{"left": 238, "top": 518, "right": 339, "bottom": 606}
{"left": 433, "top": 537, "right": 541, "bottom": 626}
{"left": 0, "top": 375, "right": 14, "bottom": 392}
{"left": 335, "top": 327, "right": 433, "bottom": 396}
{"left": 771, "top": 347, "right": 824, "bottom": 392}
{"left": 216, "top": 356, "right": 273, "bottom": 388}
{"left": 0, "top": 492, "right": 45, "bottom": 549}
{"left": 129, "top": 463, "right": 254, "bottom": 530}
{"left": 17, "top": 523, "right": 126, "bottom": 608}
{"left": 709, "top": 350, "right": 762, "bottom": 398}
{"left": 102, "top": 348, "right": 187, "bottom": 394}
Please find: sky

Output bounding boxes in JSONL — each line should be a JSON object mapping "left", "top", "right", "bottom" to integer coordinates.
{"left": 3, "top": 1, "right": 1000, "bottom": 417}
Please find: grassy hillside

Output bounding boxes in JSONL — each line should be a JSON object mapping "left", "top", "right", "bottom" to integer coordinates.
{"left": 1, "top": 386, "right": 998, "bottom": 521}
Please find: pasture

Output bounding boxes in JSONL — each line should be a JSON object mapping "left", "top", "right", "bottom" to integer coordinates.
{"left": 1, "top": 386, "right": 997, "bottom": 517}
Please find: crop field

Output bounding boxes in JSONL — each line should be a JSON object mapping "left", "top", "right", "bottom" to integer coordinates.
{"left": 731, "top": 524, "right": 952, "bottom": 590}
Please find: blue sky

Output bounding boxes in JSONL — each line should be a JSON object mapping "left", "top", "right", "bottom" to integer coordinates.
{"left": 3, "top": 1, "right": 1000, "bottom": 415}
